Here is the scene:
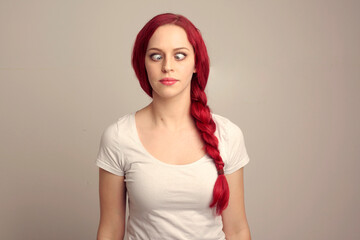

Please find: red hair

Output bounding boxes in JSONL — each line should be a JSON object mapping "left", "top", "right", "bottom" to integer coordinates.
{"left": 131, "top": 13, "right": 229, "bottom": 215}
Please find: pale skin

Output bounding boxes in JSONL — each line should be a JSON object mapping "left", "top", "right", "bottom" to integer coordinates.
{"left": 97, "top": 24, "right": 251, "bottom": 240}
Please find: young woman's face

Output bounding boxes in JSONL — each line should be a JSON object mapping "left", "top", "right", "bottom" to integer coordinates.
{"left": 145, "top": 24, "right": 196, "bottom": 99}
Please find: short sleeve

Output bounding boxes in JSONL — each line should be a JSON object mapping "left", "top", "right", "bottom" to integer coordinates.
{"left": 223, "top": 120, "right": 250, "bottom": 175}
{"left": 95, "top": 123, "right": 125, "bottom": 176}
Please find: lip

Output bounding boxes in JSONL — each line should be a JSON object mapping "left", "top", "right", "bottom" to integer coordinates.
{"left": 159, "top": 78, "right": 178, "bottom": 86}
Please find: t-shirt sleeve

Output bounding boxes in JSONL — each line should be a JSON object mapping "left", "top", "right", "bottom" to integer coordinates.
{"left": 95, "top": 123, "right": 125, "bottom": 176}
{"left": 223, "top": 120, "right": 250, "bottom": 175}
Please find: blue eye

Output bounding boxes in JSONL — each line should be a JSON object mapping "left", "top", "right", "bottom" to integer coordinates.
{"left": 150, "top": 54, "right": 162, "bottom": 61}
{"left": 175, "top": 53, "right": 186, "bottom": 60}
{"left": 149, "top": 52, "right": 187, "bottom": 61}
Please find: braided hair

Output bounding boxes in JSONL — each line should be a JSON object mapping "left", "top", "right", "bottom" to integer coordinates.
{"left": 131, "top": 13, "right": 229, "bottom": 215}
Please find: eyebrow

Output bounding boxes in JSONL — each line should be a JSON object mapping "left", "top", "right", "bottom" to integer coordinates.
{"left": 147, "top": 47, "right": 190, "bottom": 52}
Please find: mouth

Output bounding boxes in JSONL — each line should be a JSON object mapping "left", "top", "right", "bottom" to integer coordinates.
{"left": 159, "top": 78, "right": 178, "bottom": 86}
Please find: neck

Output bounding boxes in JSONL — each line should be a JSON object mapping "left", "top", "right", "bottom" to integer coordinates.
{"left": 148, "top": 91, "right": 194, "bottom": 131}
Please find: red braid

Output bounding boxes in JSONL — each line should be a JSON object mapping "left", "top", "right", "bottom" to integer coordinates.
{"left": 190, "top": 79, "right": 229, "bottom": 215}
{"left": 131, "top": 12, "right": 230, "bottom": 215}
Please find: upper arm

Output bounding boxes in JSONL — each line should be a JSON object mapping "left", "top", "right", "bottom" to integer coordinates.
{"left": 221, "top": 167, "right": 250, "bottom": 237}
{"left": 97, "top": 168, "right": 127, "bottom": 240}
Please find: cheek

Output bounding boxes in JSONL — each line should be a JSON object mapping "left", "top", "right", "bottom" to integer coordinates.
{"left": 180, "top": 62, "right": 196, "bottom": 76}
{"left": 145, "top": 62, "right": 156, "bottom": 79}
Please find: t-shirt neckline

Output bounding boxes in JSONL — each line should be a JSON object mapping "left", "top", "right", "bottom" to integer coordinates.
{"left": 129, "top": 111, "right": 209, "bottom": 168}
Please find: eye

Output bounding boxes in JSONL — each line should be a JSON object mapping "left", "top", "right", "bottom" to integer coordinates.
{"left": 150, "top": 53, "right": 162, "bottom": 61}
{"left": 175, "top": 52, "right": 186, "bottom": 60}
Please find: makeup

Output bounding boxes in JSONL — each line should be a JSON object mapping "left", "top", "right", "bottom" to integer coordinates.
{"left": 159, "top": 78, "right": 178, "bottom": 86}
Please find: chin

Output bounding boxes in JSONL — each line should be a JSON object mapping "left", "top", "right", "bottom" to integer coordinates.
{"left": 152, "top": 89, "right": 188, "bottom": 100}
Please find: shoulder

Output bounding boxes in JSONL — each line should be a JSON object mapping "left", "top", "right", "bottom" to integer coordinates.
{"left": 100, "top": 113, "right": 134, "bottom": 144}
{"left": 96, "top": 114, "right": 134, "bottom": 176}
{"left": 211, "top": 113, "right": 244, "bottom": 140}
{"left": 212, "top": 113, "right": 250, "bottom": 174}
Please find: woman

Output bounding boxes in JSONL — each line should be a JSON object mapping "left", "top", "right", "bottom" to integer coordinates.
{"left": 96, "top": 13, "right": 251, "bottom": 240}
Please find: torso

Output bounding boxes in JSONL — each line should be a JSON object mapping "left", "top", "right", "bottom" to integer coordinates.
{"left": 134, "top": 108, "right": 206, "bottom": 165}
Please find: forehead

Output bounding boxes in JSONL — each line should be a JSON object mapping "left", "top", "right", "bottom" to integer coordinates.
{"left": 147, "top": 24, "right": 192, "bottom": 49}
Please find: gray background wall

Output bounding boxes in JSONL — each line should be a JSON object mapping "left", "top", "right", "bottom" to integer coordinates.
{"left": 1, "top": 0, "right": 359, "bottom": 239}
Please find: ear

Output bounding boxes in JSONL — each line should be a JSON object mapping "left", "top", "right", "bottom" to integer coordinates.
{"left": 193, "top": 67, "right": 197, "bottom": 73}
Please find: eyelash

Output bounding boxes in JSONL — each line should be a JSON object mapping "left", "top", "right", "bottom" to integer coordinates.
{"left": 149, "top": 52, "right": 187, "bottom": 61}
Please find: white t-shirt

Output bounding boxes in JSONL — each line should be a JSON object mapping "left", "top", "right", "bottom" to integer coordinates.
{"left": 95, "top": 112, "right": 250, "bottom": 240}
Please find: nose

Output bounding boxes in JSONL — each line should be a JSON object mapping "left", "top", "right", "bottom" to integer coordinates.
{"left": 161, "top": 56, "right": 173, "bottom": 73}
